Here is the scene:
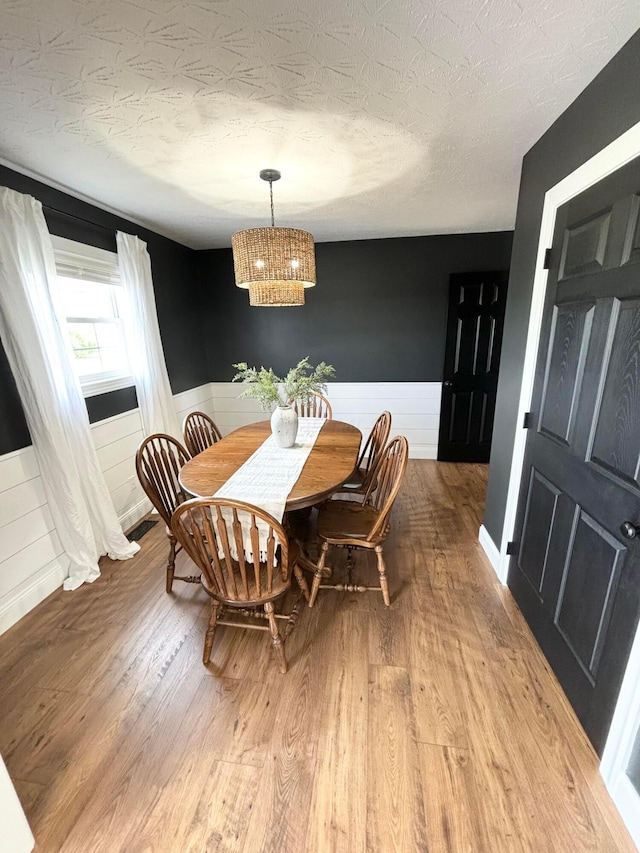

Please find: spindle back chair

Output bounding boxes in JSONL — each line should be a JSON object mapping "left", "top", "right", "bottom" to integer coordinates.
{"left": 171, "top": 497, "right": 306, "bottom": 672}
{"left": 183, "top": 411, "right": 222, "bottom": 457}
{"left": 309, "top": 436, "right": 409, "bottom": 607}
{"left": 290, "top": 392, "right": 332, "bottom": 419}
{"left": 135, "top": 433, "right": 199, "bottom": 592}
{"left": 341, "top": 411, "right": 391, "bottom": 495}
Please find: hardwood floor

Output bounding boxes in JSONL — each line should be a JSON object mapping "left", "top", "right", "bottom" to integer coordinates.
{"left": 0, "top": 461, "right": 636, "bottom": 852}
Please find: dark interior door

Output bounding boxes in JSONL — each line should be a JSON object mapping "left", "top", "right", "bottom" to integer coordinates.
{"left": 508, "top": 155, "right": 640, "bottom": 755}
{"left": 438, "top": 271, "right": 508, "bottom": 462}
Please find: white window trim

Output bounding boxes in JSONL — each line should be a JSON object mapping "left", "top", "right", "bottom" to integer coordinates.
{"left": 79, "top": 373, "right": 135, "bottom": 397}
{"left": 50, "top": 235, "right": 134, "bottom": 397}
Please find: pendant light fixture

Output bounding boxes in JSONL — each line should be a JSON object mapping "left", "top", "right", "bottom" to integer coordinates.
{"left": 231, "top": 169, "right": 316, "bottom": 307}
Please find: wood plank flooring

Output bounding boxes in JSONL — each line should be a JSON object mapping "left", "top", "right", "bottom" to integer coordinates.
{"left": 0, "top": 461, "right": 637, "bottom": 852}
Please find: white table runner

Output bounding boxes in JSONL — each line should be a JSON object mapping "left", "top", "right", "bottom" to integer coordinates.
{"left": 213, "top": 417, "right": 326, "bottom": 562}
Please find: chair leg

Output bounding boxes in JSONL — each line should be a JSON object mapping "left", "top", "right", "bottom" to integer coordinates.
{"left": 345, "top": 547, "right": 354, "bottom": 587}
{"left": 203, "top": 600, "right": 220, "bottom": 664}
{"left": 293, "top": 564, "right": 310, "bottom": 603}
{"left": 265, "top": 601, "right": 287, "bottom": 673}
{"left": 309, "top": 541, "right": 330, "bottom": 608}
{"left": 166, "top": 536, "right": 177, "bottom": 594}
{"left": 375, "top": 545, "right": 390, "bottom": 606}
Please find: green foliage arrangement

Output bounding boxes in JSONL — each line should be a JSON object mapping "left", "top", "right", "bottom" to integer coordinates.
{"left": 232, "top": 356, "right": 335, "bottom": 410}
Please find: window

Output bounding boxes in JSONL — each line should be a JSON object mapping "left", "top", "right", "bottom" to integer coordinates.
{"left": 51, "top": 236, "right": 133, "bottom": 397}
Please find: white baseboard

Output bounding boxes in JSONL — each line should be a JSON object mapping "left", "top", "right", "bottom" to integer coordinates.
{"left": 119, "top": 496, "right": 152, "bottom": 533}
{"left": 478, "top": 524, "right": 506, "bottom": 582}
{"left": 0, "top": 555, "right": 70, "bottom": 636}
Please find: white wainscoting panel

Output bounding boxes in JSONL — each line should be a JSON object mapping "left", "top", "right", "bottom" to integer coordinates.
{"left": 91, "top": 407, "right": 149, "bottom": 530}
{"left": 0, "top": 447, "right": 69, "bottom": 635}
{"left": 174, "top": 384, "right": 216, "bottom": 426}
{"left": 0, "top": 383, "right": 214, "bottom": 636}
{"left": 210, "top": 382, "right": 442, "bottom": 459}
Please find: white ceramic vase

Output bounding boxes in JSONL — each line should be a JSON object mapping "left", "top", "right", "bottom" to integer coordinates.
{"left": 270, "top": 405, "right": 298, "bottom": 448}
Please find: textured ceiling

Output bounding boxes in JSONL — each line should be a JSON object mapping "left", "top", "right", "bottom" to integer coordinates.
{"left": 1, "top": 0, "right": 640, "bottom": 249}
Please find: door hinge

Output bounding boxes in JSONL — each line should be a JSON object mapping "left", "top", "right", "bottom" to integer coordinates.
{"left": 506, "top": 541, "right": 519, "bottom": 556}
{"left": 543, "top": 248, "right": 552, "bottom": 269}
{"left": 523, "top": 411, "right": 533, "bottom": 429}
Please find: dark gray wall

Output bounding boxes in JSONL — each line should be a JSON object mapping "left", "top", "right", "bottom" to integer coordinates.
{"left": 198, "top": 232, "right": 513, "bottom": 381}
{"left": 0, "top": 165, "right": 208, "bottom": 456}
{"left": 483, "top": 28, "right": 640, "bottom": 546}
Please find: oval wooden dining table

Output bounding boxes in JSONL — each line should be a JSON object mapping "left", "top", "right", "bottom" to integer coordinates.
{"left": 179, "top": 419, "right": 362, "bottom": 510}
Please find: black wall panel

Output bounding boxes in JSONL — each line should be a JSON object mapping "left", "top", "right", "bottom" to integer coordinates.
{"left": 199, "top": 232, "right": 513, "bottom": 382}
{"left": 85, "top": 387, "right": 139, "bottom": 424}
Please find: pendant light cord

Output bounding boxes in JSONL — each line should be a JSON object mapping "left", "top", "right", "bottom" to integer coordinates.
{"left": 269, "top": 179, "right": 275, "bottom": 227}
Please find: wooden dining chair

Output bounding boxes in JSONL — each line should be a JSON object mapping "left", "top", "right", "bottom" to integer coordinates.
{"left": 171, "top": 498, "right": 307, "bottom": 672}
{"left": 340, "top": 411, "right": 391, "bottom": 495}
{"left": 290, "top": 392, "right": 332, "bottom": 419}
{"left": 309, "top": 435, "right": 409, "bottom": 607}
{"left": 135, "top": 433, "right": 200, "bottom": 593}
{"left": 183, "top": 410, "right": 222, "bottom": 457}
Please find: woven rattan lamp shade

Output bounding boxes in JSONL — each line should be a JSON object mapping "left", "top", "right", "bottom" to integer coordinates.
{"left": 247, "top": 281, "right": 304, "bottom": 306}
{"left": 232, "top": 226, "right": 316, "bottom": 307}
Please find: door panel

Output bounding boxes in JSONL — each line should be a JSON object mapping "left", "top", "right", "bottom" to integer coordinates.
{"left": 454, "top": 315, "right": 480, "bottom": 374}
{"left": 623, "top": 195, "right": 640, "bottom": 265}
{"left": 449, "top": 391, "right": 473, "bottom": 444}
{"left": 559, "top": 209, "right": 611, "bottom": 279}
{"left": 438, "top": 270, "right": 508, "bottom": 462}
{"left": 539, "top": 302, "right": 594, "bottom": 446}
{"left": 479, "top": 392, "right": 491, "bottom": 444}
{"left": 508, "top": 155, "right": 640, "bottom": 755}
{"left": 518, "top": 468, "right": 562, "bottom": 595}
{"left": 555, "top": 510, "right": 625, "bottom": 681}
{"left": 589, "top": 298, "right": 640, "bottom": 488}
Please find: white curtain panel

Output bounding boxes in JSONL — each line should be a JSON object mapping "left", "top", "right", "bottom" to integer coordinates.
{"left": 116, "top": 232, "right": 180, "bottom": 439}
{"left": 0, "top": 188, "right": 139, "bottom": 590}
